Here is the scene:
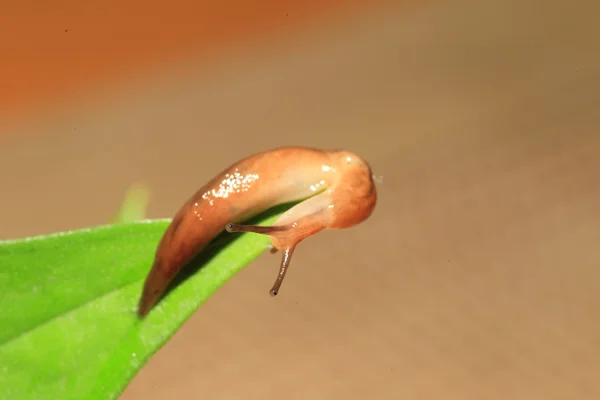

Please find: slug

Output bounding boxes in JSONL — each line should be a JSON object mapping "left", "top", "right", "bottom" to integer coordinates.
{"left": 138, "top": 146, "right": 377, "bottom": 317}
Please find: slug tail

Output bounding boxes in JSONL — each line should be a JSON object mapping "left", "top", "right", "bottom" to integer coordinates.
{"left": 137, "top": 259, "right": 169, "bottom": 318}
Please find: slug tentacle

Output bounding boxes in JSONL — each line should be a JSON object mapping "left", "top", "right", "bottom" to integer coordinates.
{"left": 271, "top": 246, "right": 296, "bottom": 296}
{"left": 226, "top": 190, "right": 333, "bottom": 296}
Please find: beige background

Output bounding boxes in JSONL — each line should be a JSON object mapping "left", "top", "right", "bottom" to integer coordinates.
{"left": 1, "top": 0, "right": 599, "bottom": 399}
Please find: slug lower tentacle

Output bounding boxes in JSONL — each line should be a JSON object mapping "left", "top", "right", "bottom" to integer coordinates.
{"left": 137, "top": 146, "right": 377, "bottom": 317}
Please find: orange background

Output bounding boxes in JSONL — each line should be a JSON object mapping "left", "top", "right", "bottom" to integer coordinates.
{"left": 0, "top": 0, "right": 365, "bottom": 124}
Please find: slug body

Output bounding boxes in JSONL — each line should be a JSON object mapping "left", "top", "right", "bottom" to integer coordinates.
{"left": 138, "top": 146, "right": 377, "bottom": 317}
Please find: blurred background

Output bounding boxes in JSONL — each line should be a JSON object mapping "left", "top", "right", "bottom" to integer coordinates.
{"left": 1, "top": 0, "right": 599, "bottom": 398}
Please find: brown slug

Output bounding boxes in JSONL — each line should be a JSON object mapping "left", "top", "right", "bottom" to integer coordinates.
{"left": 138, "top": 146, "right": 377, "bottom": 317}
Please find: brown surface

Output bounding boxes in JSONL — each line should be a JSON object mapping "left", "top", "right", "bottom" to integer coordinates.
{"left": 0, "top": 0, "right": 366, "bottom": 128}
{"left": 1, "top": 0, "right": 600, "bottom": 399}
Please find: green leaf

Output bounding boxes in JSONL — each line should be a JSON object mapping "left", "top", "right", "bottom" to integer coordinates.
{"left": 0, "top": 205, "right": 291, "bottom": 400}
{"left": 111, "top": 183, "right": 150, "bottom": 224}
